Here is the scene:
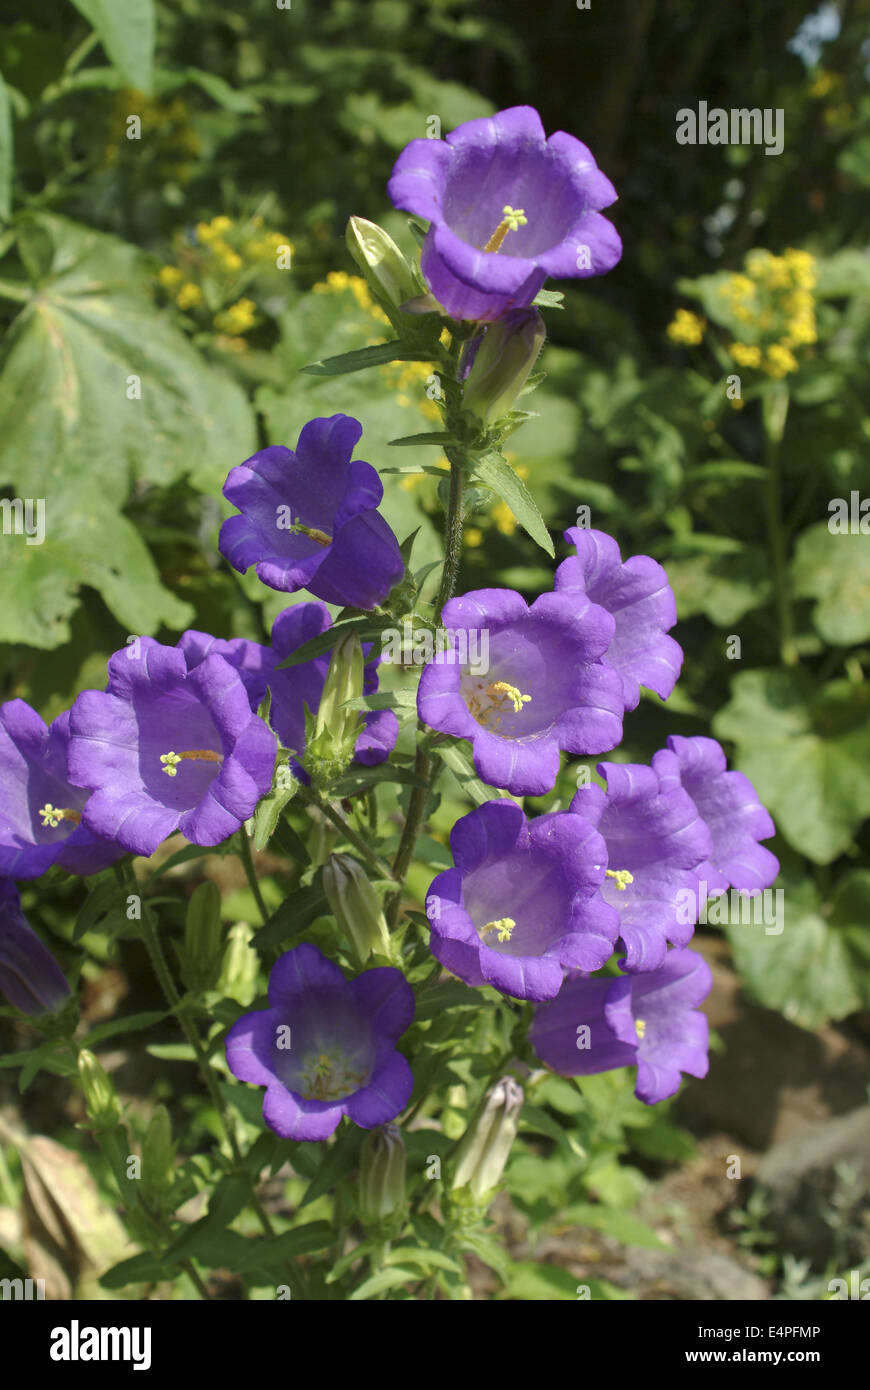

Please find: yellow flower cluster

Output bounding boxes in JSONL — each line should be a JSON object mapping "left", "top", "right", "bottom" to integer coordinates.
{"left": 214, "top": 298, "right": 257, "bottom": 335}
{"left": 719, "top": 247, "right": 817, "bottom": 378}
{"left": 156, "top": 214, "right": 292, "bottom": 345}
{"left": 666, "top": 308, "right": 705, "bottom": 346}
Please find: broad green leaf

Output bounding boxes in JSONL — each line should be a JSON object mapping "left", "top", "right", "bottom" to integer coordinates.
{"left": 473, "top": 450, "right": 554, "bottom": 557}
{"left": 725, "top": 868, "right": 867, "bottom": 1029}
{"left": 0, "top": 214, "right": 255, "bottom": 645}
{"left": 714, "top": 669, "right": 870, "bottom": 862}
{"left": 666, "top": 548, "right": 770, "bottom": 626}
{"left": 792, "top": 522, "right": 870, "bottom": 645}
{"left": 69, "top": 0, "right": 156, "bottom": 93}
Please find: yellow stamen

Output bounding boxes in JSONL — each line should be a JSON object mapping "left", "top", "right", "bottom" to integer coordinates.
{"left": 38, "top": 804, "right": 82, "bottom": 828}
{"left": 467, "top": 680, "right": 532, "bottom": 731}
{"left": 483, "top": 205, "right": 528, "bottom": 254}
{"left": 635, "top": 1018, "right": 647, "bottom": 1040}
{"left": 160, "top": 749, "right": 223, "bottom": 778}
{"left": 605, "top": 868, "right": 634, "bottom": 892}
{"left": 482, "top": 917, "right": 516, "bottom": 943}
{"left": 290, "top": 521, "right": 332, "bottom": 548}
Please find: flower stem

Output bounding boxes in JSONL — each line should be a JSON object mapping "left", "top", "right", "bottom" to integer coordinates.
{"left": 136, "top": 893, "right": 279, "bottom": 1244}
{"left": 387, "top": 451, "right": 466, "bottom": 926}
{"left": 237, "top": 829, "right": 269, "bottom": 925}
{"left": 298, "top": 786, "right": 396, "bottom": 881}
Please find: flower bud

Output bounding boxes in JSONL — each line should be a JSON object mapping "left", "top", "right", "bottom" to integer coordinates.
{"left": 78, "top": 1049, "right": 122, "bottom": 1130}
{"left": 217, "top": 922, "right": 259, "bottom": 1006}
{"left": 141, "top": 1104, "right": 176, "bottom": 1208}
{"left": 323, "top": 852, "right": 392, "bottom": 964}
{"left": 305, "top": 633, "right": 365, "bottom": 785}
{"left": 463, "top": 309, "right": 546, "bottom": 425}
{"left": 346, "top": 216, "right": 418, "bottom": 313}
{"left": 359, "top": 1123, "right": 406, "bottom": 1226}
{"left": 179, "top": 880, "right": 223, "bottom": 991}
{"left": 451, "top": 1075, "right": 524, "bottom": 1200}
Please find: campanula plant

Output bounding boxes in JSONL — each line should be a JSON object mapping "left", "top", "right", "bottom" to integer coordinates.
{"left": 0, "top": 104, "right": 781, "bottom": 1303}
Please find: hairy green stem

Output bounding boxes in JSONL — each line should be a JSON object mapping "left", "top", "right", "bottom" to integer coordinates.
{"left": 237, "top": 828, "right": 269, "bottom": 925}
{"left": 298, "top": 786, "right": 396, "bottom": 880}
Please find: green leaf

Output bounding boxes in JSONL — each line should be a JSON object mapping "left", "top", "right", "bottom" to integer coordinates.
{"left": 341, "top": 689, "right": 417, "bottom": 712}
{"left": 0, "top": 71, "right": 12, "bottom": 221}
{"left": 301, "top": 342, "right": 423, "bottom": 377}
{"left": 383, "top": 1247, "right": 461, "bottom": 1274}
{"left": 434, "top": 741, "right": 499, "bottom": 808}
{"left": 233, "top": 1222, "right": 334, "bottom": 1270}
{"left": 714, "top": 669, "right": 870, "bottom": 863}
{"left": 725, "top": 868, "right": 867, "bottom": 1029}
{"left": 85, "top": 1010, "right": 167, "bottom": 1045}
{"left": 792, "top": 522, "right": 870, "bottom": 645}
{"left": 666, "top": 548, "right": 770, "bottom": 626}
{"left": 299, "top": 1128, "right": 362, "bottom": 1208}
{"left": 73, "top": 877, "right": 126, "bottom": 942}
{"left": 349, "top": 1266, "right": 419, "bottom": 1300}
{"left": 559, "top": 1203, "right": 666, "bottom": 1250}
{"left": 182, "top": 66, "right": 261, "bottom": 114}
{"left": 473, "top": 451, "right": 554, "bottom": 557}
{"left": 274, "top": 617, "right": 385, "bottom": 669}
{"left": 69, "top": 0, "right": 156, "bottom": 93}
{"left": 531, "top": 289, "right": 565, "bottom": 309}
{"left": 0, "top": 214, "right": 255, "bottom": 646}
{"left": 253, "top": 877, "right": 328, "bottom": 951}
{"left": 388, "top": 432, "right": 456, "bottom": 448}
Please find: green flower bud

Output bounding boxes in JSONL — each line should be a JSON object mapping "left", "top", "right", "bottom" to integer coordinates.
{"left": 323, "top": 852, "right": 392, "bottom": 964}
{"left": 141, "top": 1104, "right": 176, "bottom": 1208}
{"left": 346, "top": 216, "right": 419, "bottom": 313}
{"left": 359, "top": 1123, "right": 406, "bottom": 1227}
{"left": 217, "top": 922, "right": 259, "bottom": 1006}
{"left": 451, "top": 1075, "right": 524, "bottom": 1201}
{"left": 463, "top": 309, "right": 546, "bottom": 425}
{"left": 304, "top": 633, "right": 365, "bottom": 786}
{"left": 78, "top": 1049, "right": 122, "bottom": 1130}
{"left": 179, "top": 880, "right": 223, "bottom": 991}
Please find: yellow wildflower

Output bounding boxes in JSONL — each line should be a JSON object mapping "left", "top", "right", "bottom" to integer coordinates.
{"left": 764, "top": 343, "right": 798, "bottom": 378}
{"left": 666, "top": 308, "right": 705, "bottom": 346}
{"left": 729, "top": 342, "right": 762, "bottom": 368}
{"left": 176, "top": 282, "right": 203, "bottom": 310}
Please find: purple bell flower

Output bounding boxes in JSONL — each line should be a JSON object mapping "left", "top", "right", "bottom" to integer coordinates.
{"left": 424, "top": 799, "right": 619, "bottom": 1002}
{"left": 387, "top": 105, "right": 621, "bottom": 322}
{"left": 554, "top": 528, "right": 683, "bottom": 711}
{"left": 68, "top": 640, "right": 276, "bottom": 857}
{"left": 219, "top": 415, "right": 404, "bottom": 611}
{"left": 0, "top": 701, "right": 123, "bottom": 879}
{"left": 177, "top": 605, "right": 398, "bottom": 773}
{"left": 417, "top": 588, "right": 624, "bottom": 796}
{"left": 0, "top": 880, "right": 70, "bottom": 1015}
{"left": 570, "top": 760, "right": 712, "bottom": 973}
{"left": 225, "top": 943, "right": 414, "bottom": 1141}
{"left": 653, "top": 735, "right": 779, "bottom": 895}
{"left": 529, "top": 946, "right": 712, "bottom": 1104}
